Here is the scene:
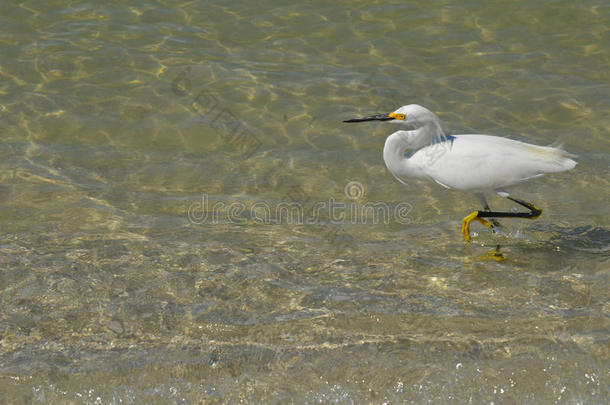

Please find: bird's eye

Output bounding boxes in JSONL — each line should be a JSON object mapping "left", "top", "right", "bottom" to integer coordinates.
{"left": 390, "top": 113, "right": 406, "bottom": 120}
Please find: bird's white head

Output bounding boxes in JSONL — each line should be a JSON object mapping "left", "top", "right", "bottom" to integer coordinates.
{"left": 343, "top": 104, "right": 441, "bottom": 129}
{"left": 389, "top": 104, "right": 440, "bottom": 127}
{"left": 343, "top": 104, "right": 446, "bottom": 151}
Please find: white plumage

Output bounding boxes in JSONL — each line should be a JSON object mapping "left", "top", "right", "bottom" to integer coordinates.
{"left": 344, "top": 104, "right": 577, "bottom": 242}
{"left": 386, "top": 132, "right": 576, "bottom": 193}
{"left": 380, "top": 105, "right": 576, "bottom": 195}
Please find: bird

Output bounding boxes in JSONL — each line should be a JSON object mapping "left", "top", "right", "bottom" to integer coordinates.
{"left": 344, "top": 104, "right": 577, "bottom": 241}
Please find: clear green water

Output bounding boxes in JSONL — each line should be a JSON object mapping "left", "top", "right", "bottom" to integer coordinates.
{"left": 1, "top": 0, "right": 608, "bottom": 403}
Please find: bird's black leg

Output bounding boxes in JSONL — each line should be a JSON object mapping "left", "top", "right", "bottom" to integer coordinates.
{"left": 476, "top": 194, "right": 502, "bottom": 228}
{"left": 477, "top": 196, "right": 542, "bottom": 220}
{"left": 470, "top": 194, "right": 501, "bottom": 235}
{"left": 481, "top": 202, "right": 502, "bottom": 228}
{"left": 461, "top": 196, "right": 542, "bottom": 241}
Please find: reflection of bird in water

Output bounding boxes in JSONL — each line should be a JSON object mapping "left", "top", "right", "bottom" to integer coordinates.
{"left": 344, "top": 104, "right": 577, "bottom": 241}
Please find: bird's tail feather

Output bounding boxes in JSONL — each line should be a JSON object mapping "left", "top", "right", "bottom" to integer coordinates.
{"left": 541, "top": 144, "right": 577, "bottom": 171}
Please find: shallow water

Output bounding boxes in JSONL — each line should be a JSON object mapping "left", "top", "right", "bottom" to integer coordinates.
{"left": 1, "top": 0, "right": 609, "bottom": 403}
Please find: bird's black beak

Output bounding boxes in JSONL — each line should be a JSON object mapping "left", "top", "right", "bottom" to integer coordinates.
{"left": 343, "top": 113, "right": 394, "bottom": 123}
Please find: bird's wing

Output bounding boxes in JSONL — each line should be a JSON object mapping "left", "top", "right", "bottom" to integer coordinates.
{"left": 414, "top": 135, "right": 576, "bottom": 192}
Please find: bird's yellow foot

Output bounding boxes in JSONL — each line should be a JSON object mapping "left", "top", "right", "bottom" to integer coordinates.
{"left": 461, "top": 211, "right": 478, "bottom": 242}
{"left": 461, "top": 211, "right": 493, "bottom": 242}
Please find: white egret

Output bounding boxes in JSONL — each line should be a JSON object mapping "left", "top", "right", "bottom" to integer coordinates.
{"left": 344, "top": 104, "right": 577, "bottom": 241}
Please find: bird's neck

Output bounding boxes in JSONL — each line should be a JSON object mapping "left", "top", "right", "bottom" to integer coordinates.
{"left": 383, "top": 125, "right": 443, "bottom": 180}
{"left": 383, "top": 131, "right": 417, "bottom": 179}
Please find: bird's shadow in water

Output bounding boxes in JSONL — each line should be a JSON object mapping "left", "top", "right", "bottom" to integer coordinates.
{"left": 467, "top": 223, "right": 609, "bottom": 263}
{"left": 538, "top": 223, "right": 610, "bottom": 254}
